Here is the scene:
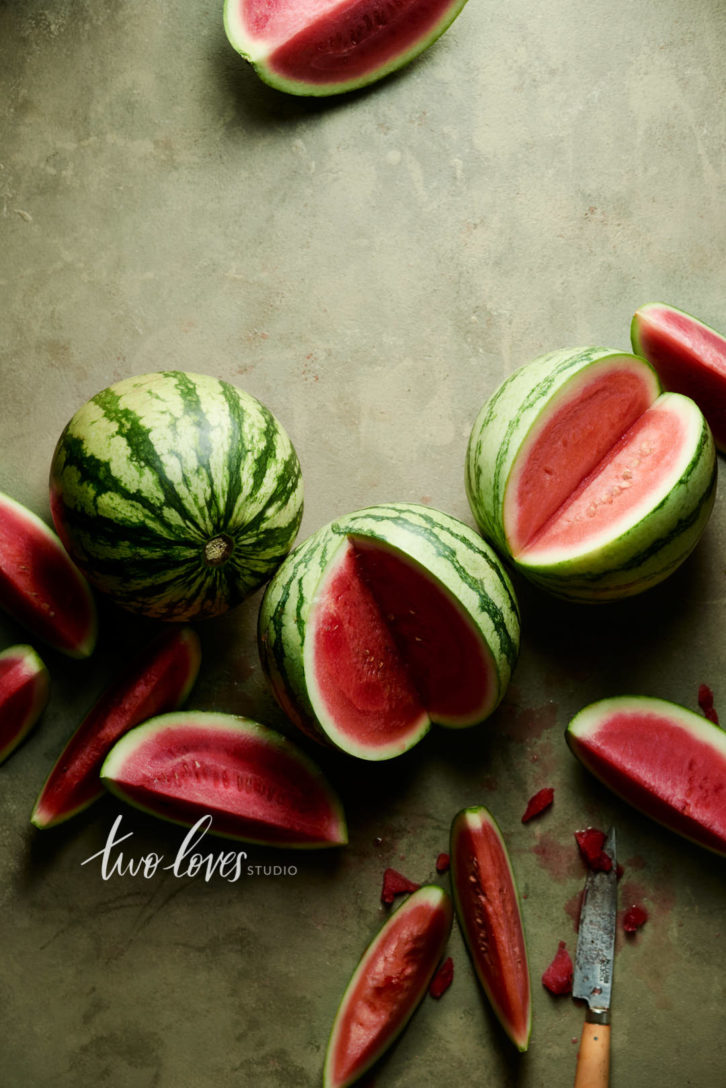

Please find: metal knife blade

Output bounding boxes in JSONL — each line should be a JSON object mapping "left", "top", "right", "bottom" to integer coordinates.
{"left": 573, "top": 827, "right": 617, "bottom": 1014}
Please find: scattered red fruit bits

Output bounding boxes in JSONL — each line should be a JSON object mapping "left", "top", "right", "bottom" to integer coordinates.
{"left": 542, "top": 941, "right": 573, "bottom": 995}
{"left": 381, "top": 868, "right": 420, "bottom": 905}
{"left": 429, "top": 956, "right": 454, "bottom": 999}
{"left": 698, "top": 684, "right": 719, "bottom": 724}
{"left": 522, "top": 786, "right": 554, "bottom": 823}
{"left": 623, "top": 904, "right": 649, "bottom": 933}
{"left": 575, "top": 828, "right": 613, "bottom": 872}
{"left": 435, "top": 852, "right": 450, "bottom": 873}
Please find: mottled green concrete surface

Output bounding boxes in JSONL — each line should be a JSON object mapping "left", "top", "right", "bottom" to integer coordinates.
{"left": 2, "top": 0, "right": 726, "bottom": 1084}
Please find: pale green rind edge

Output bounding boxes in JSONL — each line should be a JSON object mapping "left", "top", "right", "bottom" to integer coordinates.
{"left": 322, "top": 885, "right": 453, "bottom": 1088}
{"left": 449, "top": 804, "right": 532, "bottom": 1052}
{"left": 99, "top": 711, "right": 347, "bottom": 849}
{"left": 223, "top": 0, "right": 470, "bottom": 98}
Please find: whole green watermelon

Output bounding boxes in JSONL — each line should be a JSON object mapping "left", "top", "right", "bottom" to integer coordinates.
{"left": 50, "top": 371, "right": 304, "bottom": 621}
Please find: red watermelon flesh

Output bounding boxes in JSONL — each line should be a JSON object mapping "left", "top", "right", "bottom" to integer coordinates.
{"left": 521, "top": 398, "right": 690, "bottom": 562}
{"left": 32, "top": 626, "right": 201, "bottom": 828}
{"left": 506, "top": 364, "right": 655, "bottom": 554}
{"left": 308, "top": 539, "right": 495, "bottom": 753}
{"left": 0, "top": 646, "right": 50, "bottom": 764}
{"left": 0, "top": 491, "right": 96, "bottom": 658}
{"left": 631, "top": 303, "right": 726, "bottom": 451}
{"left": 567, "top": 696, "right": 726, "bottom": 855}
{"left": 101, "top": 713, "right": 347, "bottom": 848}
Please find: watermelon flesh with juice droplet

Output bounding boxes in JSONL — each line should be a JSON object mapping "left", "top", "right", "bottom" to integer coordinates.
{"left": 259, "top": 503, "right": 520, "bottom": 761}
{"left": 0, "top": 645, "right": 50, "bottom": 764}
{"left": 566, "top": 695, "right": 726, "bottom": 856}
{"left": 450, "top": 805, "right": 531, "bottom": 1051}
{"left": 223, "top": 0, "right": 470, "bottom": 97}
{"left": 101, "top": 711, "right": 348, "bottom": 848}
{"left": 466, "top": 348, "right": 717, "bottom": 601}
{"left": 0, "top": 490, "right": 97, "bottom": 658}
{"left": 631, "top": 302, "right": 726, "bottom": 452}
{"left": 324, "top": 885, "right": 452, "bottom": 1088}
{"left": 31, "top": 625, "right": 202, "bottom": 829}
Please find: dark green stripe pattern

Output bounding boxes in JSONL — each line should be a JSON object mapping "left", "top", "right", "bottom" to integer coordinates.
{"left": 50, "top": 371, "right": 304, "bottom": 620}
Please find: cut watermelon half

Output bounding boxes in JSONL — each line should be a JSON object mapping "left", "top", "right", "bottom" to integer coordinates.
{"left": 223, "top": 0, "right": 470, "bottom": 96}
{"left": 324, "top": 885, "right": 452, "bottom": 1088}
{"left": 631, "top": 302, "right": 726, "bottom": 452}
{"left": 0, "top": 645, "right": 50, "bottom": 764}
{"left": 467, "top": 348, "right": 717, "bottom": 600}
{"left": 259, "top": 504, "right": 520, "bottom": 760}
{"left": 567, "top": 695, "right": 726, "bottom": 856}
{"left": 101, "top": 711, "right": 347, "bottom": 848}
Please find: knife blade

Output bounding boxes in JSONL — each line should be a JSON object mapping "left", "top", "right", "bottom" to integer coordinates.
{"left": 572, "top": 827, "right": 617, "bottom": 1088}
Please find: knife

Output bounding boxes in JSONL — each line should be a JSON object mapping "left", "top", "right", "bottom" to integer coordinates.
{"left": 573, "top": 827, "right": 617, "bottom": 1088}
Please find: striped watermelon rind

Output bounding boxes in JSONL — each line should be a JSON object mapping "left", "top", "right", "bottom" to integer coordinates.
{"left": 49, "top": 371, "right": 304, "bottom": 622}
{"left": 466, "top": 347, "right": 717, "bottom": 601}
{"left": 258, "top": 502, "right": 520, "bottom": 760}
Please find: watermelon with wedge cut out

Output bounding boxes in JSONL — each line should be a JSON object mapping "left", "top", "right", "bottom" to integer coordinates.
{"left": 466, "top": 347, "right": 717, "bottom": 601}
{"left": 223, "top": 0, "right": 470, "bottom": 97}
{"left": 258, "top": 502, "right": 520, "bottom": 761}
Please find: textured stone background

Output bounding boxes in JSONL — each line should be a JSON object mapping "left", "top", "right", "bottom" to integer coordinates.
{"left": 2, "top": 0, "right": 726, "bottom": 1084}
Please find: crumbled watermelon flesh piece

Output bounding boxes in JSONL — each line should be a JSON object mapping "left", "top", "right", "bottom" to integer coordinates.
{"left": 435, "top": 852, "right": 450, "bottom": 873}
{"left": 623, "top": 904, "right": 648, "bottom": 933}
{"left": 698, "top": 684, "right": 719, "bottom": 725}
{"left": 381, "top": 867, "right": 420, "bottom": 905}
{"left": 522, "top": 786, "right": 554, "bottom": 823}
{"left": 575, "top": 828, "right": 613, "bottom": 872}
{"left": 541, "top": 941, "right": 573, "bottom": 995}
{"left": 429, "top": 956, "right": 454, "bottom": 999}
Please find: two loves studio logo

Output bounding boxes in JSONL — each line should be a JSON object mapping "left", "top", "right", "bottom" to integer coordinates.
{"left": 81, "top": 813, "right": 299, "bottom": 882}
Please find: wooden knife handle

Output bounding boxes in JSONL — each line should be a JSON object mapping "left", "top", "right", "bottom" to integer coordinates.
{"left": 574, "top": 1013, "right": 610, "bottom": 1088}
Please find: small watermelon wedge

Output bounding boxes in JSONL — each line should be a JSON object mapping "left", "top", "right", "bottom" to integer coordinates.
{"left": 323, "top": 885, "right": 452, "bottom": 1088}
{"left": 0, "top": 490, "right": 97, "bottom": 657}
{"left": 100, "top": 711, "right": 347, "bottom": 848}
{"left": 31, "top": 625, "right": 201, "bottom": 829}
{"left": 258, "top": 503, "right": 520, "bottom": 761}
{"left": 631, "top": 303, "right": 726, "bottom": 452}
{"left": 223, "top": 0, "right": 470, "bottom": 97}
{"left": 466, "top": 347, "right": 716, "bottom": 601}
{"left": 450, "top": 805, "right": 531, "bottom": 1051}
{"left": 0, "top": 645, "right": 50, "bottom": 764}
{"left": 567, "top": 695, "right": 726, "bottom": 856}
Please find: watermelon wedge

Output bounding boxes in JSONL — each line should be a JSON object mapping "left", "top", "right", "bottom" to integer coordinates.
{"left": 0, "top": 645, "right": 50, "bottom": 764}
{"left": 466, "top": 347, "right": 716, "bottom": 601}
{"left": 100, "top": 711, "right": 347, "bottom": 848}
{"left": 450, "top": 805, "right": 531, "bottom": 1051}
{"left": 223, "top": 0, "right": 470, "bottom": 96}
{"left": 323, "top": 885, "right": 452, "bottom": 1088}
{"left": 566, "top": 695, "right": 726, "bottom": 856}
{"left": 31, "top": 625, "right": 201, "bottom": 829}
{"left": 631, "top": 303, "right": 726, "bottom": 452}
{"left": 0, "top": 490, "right": 97, "bottom": 657}
{"left": 258, "top": 503, "right": 520, "bottom": 760}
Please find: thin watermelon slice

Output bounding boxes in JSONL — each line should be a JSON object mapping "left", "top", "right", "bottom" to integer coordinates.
{"left": 259, "top": 503, "right": 520, "bottom": 760}
{"left": 0, "top": 490, "right": 97, "bottom": 657}
{"left": 223, "top": 0, "right": 470, "bottom": 97}
{"left": 31, "top": 625, "right": 201, "bottom": 829}
{"left": 323, "top": 885, "right": 452, "bottom": 1088}
{"left": 466, "top": 347, "right": 716, "bottom": 600}
{"left": 450, "top": 805, "right": 531, "bottom": 1051}
{"left": 100, "top": 711, "right": 347, "bottom": 848}
{"left": 567, "top": 695, "right": 726, "bottom": 856}
{"left": 631, "top": 303, "right": 726, "bottom": 452}
{"left": 0, "top": 645, "right": 50, "bottom": 764}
